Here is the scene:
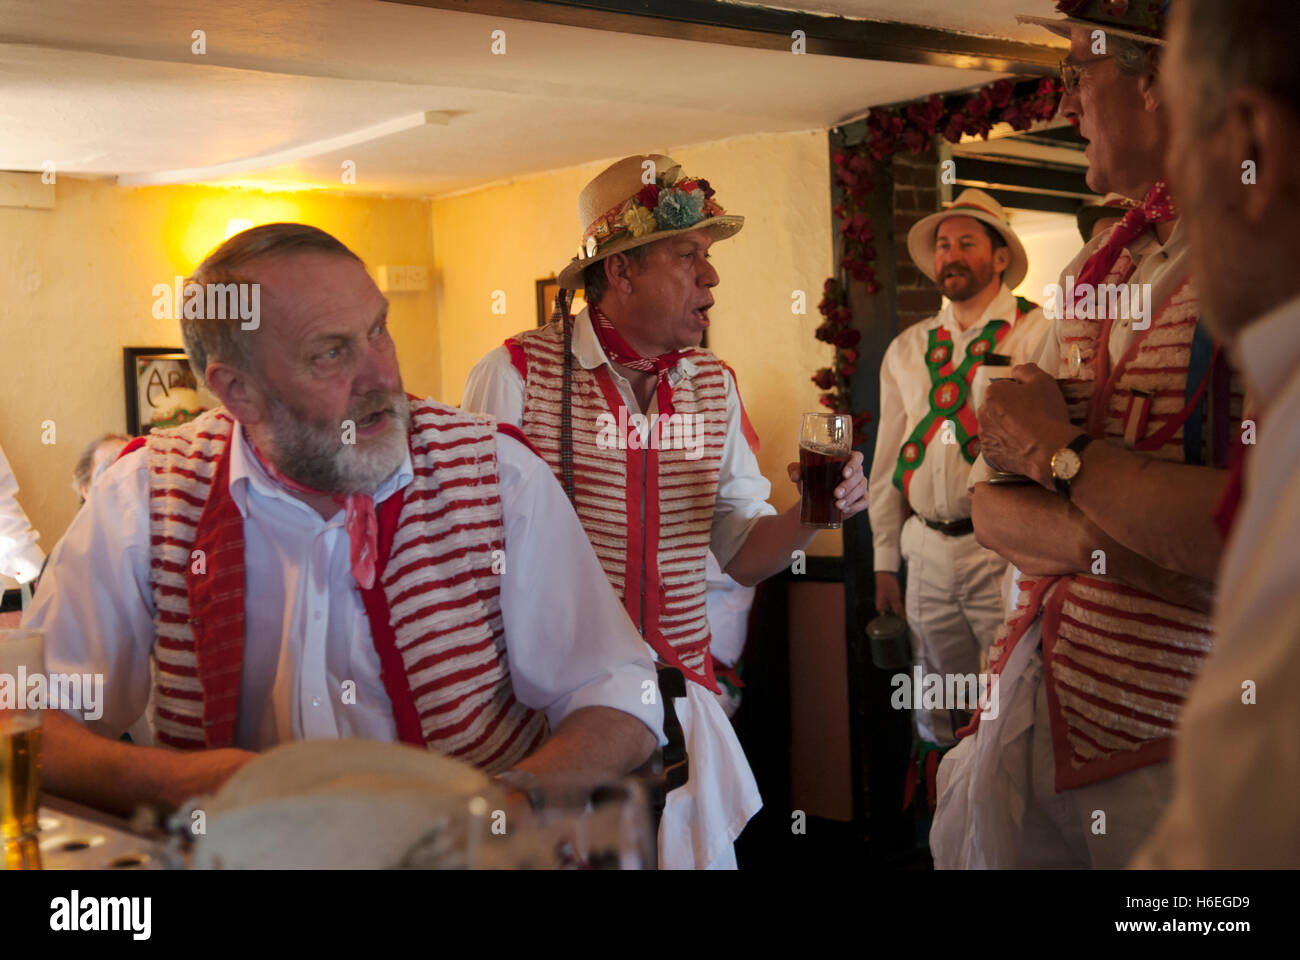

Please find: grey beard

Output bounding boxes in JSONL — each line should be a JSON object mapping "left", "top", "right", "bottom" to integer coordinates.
{"left": 265, "top": 389, "right": 411, "bottom": 494}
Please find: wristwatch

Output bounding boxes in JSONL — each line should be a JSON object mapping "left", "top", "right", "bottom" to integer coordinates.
{"left": 1050, "top": 433, "right": 1094, "bottom": 499}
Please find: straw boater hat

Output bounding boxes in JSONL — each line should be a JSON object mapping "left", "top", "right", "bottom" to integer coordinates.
{"left": 1017, "top": 0, "right": 1170, "bottom": 46}
{"left": 556, "top": 154, "right": 744, "bottom": 289}
{"left": 1076, "top": 192, "right": 1135, "bottom": 241}
{"left": 906, "top": 188, "right": 1030, "bottom": 291}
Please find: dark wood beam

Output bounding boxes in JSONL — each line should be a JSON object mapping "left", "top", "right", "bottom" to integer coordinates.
{"left": 385, "top": 0, "right": 1062, "bottom": 74}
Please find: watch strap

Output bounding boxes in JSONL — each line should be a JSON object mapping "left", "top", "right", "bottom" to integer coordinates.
{"left": 1053, "top": 432, "right": 1094, "bottom": 498}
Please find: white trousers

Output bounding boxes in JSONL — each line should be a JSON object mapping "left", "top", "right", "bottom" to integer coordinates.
{"left": 657, "top": 677, "right": 762, "bottom": 869}
{"left": 929, "top": 619, "right": 1173, "bottom": 868}
{"left": 900, "top": 515, "right": 1009, "bottom": 745}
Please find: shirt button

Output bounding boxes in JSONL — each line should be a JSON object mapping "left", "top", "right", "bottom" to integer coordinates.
{"left": 311, "top": 697, "right": 322, "bottom": 708}
{"left": 314, "top": 611, "right": 323, "bottom": 621}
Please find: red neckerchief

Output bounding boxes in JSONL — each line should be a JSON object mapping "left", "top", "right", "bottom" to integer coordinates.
{"left": 244, "top": 429, "right": 380, "bottom": 590}
{"left": 1075, "top": 179, "right": 1179, "bottom": 388}
{"left": 589, "top": 303, "right": 685, "bottom": 417}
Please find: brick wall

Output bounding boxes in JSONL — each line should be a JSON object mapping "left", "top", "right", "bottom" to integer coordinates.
{"left": 890, "top": 148, "right": 943, "bottom": 333}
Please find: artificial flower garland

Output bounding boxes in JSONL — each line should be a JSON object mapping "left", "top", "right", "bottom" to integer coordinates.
{"left": 583, "top": 166, "right": 726, "bottom": 254}
{"left": 814, "top": 76, "right": 1063, "bottom": 435}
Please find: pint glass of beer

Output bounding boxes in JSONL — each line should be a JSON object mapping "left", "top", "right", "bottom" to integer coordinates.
{"left": 1, "top": 629, "right": 43, "bottom": 870}
{"left": 799, "top": 413, "right": 853, "bottom": 529}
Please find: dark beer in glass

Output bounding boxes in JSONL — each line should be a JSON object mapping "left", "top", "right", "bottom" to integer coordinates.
{"left": 799, "top": 413, "right": 852, "bottom": 529}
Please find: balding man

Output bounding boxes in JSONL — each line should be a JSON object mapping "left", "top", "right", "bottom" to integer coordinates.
{"left": 25, "top": 223, "right": 662, "bottom": 818}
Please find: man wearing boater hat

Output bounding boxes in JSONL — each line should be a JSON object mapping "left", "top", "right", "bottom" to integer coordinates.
{"left": 463, "top": 154, "right": 870, "bottom": 868}
{"left": 867, "top": 189, "right": 1048, "bottom": 807}
{"left": 930, "top": 0, "right": 1246, "bottom": 868}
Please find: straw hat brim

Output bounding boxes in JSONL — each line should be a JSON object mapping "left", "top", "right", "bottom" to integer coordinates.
{"left": 557, "top": 215, "right": 744, "bottom": 290}
{"left": 907, "top": 206, "right": 1030, "bottom": 292}
{"left": 1015, "top": 14, "right": 1166, "bottom": 46}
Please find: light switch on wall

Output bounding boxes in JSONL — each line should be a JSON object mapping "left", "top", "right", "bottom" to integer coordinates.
{"left": 377, "top": 265, "right": 428, "bottom": 292}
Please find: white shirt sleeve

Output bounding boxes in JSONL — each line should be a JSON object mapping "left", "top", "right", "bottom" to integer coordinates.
{"left": 20, "top": 449, "right": 157, "bottom": 738}
{"left": 0, "top": 441, "right": 45, "bottom": 584}
{"left": 709, "top": 366, "right": 777, "bottom": 571}
{"left": 494, "top": 432, "right": 666, "bottom": 745}
{"left": 867, "top": 337, "right": 907, "bottom": 572}
{"left": 462, "top": 346, "right": 525, "bottom": 426}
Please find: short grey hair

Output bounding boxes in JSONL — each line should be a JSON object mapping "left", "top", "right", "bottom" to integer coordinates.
{"left": 1177, "top": 0, "right": 1300, "bottom": 130}
{"left": 180, "top": 223, "right": 364, "bottom": 387}
{"left": 1108, "top": 34, "right": 1159, "bottom": 78}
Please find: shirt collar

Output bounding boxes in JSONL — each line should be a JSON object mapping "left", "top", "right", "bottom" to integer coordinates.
{"left": 572, "top": 306, "right": 700, "bottom": 382}
{"left": 227, "top": 423, "right": 414, "bottom": 521}
{"left": 939, "top": 283, "right": 1018, "bottom": 338}
{"left": 1237, "top": 292, "right": 1300, "bottom": 411}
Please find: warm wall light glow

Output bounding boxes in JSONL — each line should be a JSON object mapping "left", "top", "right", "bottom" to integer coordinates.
{"left": 224, "top": 218, "right": 254, "bottom": 239}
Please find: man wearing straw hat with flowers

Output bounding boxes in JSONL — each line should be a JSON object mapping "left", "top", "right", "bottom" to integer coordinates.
{"left": 464, "top": 154, "right": 869, "bottom": 868}
{"left": 867, "top": 188, "right": 1048, "bottom": 814}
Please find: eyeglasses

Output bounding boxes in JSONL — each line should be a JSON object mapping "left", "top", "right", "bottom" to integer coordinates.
{"left": 1059, "top": 56, "right": 1113, "bottom": 95}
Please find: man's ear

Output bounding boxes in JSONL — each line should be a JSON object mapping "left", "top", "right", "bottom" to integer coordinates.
{"left": 1139, "top": 52, "right": 1162, "bottom": 112}
{"left": 206, "top": 361, "right": 266, "bottom": 425}
{"left": 605, "top": 251, "right": 636, "bottom": 295}
{"left": 994, "top": 246, "right": 1012, "bottom": 275}
{"left": 1235, "top": 88, "right": 1294, "bottom": 226}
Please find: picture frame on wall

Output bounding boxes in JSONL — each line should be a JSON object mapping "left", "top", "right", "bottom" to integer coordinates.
{"left": 535, "top": 277, "right": 585, "bottom": 328}
{"left": 123, "top": 346, "right": 218, "bottom": 436}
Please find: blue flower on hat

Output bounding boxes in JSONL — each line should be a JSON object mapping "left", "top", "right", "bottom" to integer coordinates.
{"left": 653, "top": 187, "right": 706, "bottom": 231}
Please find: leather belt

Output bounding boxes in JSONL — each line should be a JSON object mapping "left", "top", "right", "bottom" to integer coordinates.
{"left": 920, "top": 515, "right": 974, "bottom": 537}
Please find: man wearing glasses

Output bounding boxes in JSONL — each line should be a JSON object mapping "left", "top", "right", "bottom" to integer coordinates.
{"left": 931, "top": 0, "right": 1244, "bottom": 868}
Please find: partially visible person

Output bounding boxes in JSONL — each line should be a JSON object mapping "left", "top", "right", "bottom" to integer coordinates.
{"left": 932, "top": 0, "right": 1245, "bottom": 869}
{"left": 704, "top": 550, "right": 754, "bottom": 719}
{"left": 0, "top": 438, "right": 44, "bottom": 589}
{"left": 867, "top": 189, "right": 1047, "bottom": 797}
{"left": 72, "top": 433, "right": 130, "bottom": 504}
{"left": 1135, "top": 0, "right": 1300, "bottom": 869}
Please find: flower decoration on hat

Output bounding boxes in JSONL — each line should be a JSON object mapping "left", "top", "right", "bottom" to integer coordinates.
{"left": 582, "top": 168, "right": 728, "bottom": 256}
{"left": 621, "top": 203, "right": 658, "bottom": 238}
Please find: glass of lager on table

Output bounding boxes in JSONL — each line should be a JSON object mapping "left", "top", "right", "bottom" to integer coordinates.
{"left": 1, "top": 629, "right": 43, "bottom": 870}
{"left": 799, "top": 412, "right": 852, "bottom": 529}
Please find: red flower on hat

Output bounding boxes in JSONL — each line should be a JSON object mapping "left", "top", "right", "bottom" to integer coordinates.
{"left": 1102, "top": 0, "right": 1129, "bottom": 15}
{"left": 1055, "top": 0, "right": 1088, "bottom": 13}
{"left": 637, "top": 184, "right": 660, "bottom": 209}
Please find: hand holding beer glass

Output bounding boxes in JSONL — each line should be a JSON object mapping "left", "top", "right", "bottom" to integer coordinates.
{"left": 1, "top": 629, "right": 43, "bottom": 870}
{"left": 798, "top": 413, "right": 853, "bottom": 529}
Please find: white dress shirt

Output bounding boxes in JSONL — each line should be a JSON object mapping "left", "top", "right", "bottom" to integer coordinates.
{"left": 1134, "top": 293, "right": 1300, "bottom": 868}
{"left": 24, "top": 421, "right": 664, "bottom": 751}
{"left": 0, "top": 440, "right": 44, "bottom": 586}
{"left": 868, "top": 285, "right": 1048, "bottom": 571}
{"left": 461, "top": 308, "right": 777, "bottom": 571}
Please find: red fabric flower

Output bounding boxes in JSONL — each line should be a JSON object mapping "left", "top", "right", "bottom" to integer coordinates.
{"left": 812, "top": 368, "right": 836, "bottom": 389}
{"left": 834, "top": 329, "right": 861, "bottom": 348}
{"left": 819, "top": 395, "right": 835, "bottom": 409}
{"left": 840, "top": 363, "right": 857, "bottom": 377}
{"left": 636, "top": 184, "right": 660, "bottom": 209}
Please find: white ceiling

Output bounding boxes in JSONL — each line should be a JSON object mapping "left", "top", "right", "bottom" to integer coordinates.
{"left": 0, "top": 0, "right": 1066, "bottom": 197}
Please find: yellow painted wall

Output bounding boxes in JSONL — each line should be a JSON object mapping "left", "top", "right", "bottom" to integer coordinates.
{"left": 0, "top": 178, "right": 435, "bottom": 581}
{"left": 433, "top": 130, "right": 843, "bottom": 554}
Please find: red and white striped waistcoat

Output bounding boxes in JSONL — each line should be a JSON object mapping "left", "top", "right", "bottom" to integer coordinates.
{"left": 968, "top": 272, "right": 1245, "bottom": 791}
{"left": 506, "top": 317, "right": 728, "bottom": 691}
{"left": 142, "top": 401, "right": 547, "bottom": 773}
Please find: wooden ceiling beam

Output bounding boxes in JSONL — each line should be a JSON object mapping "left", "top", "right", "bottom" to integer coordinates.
{"left": 385, "top": 0, "right": 1062, "bottom": 75}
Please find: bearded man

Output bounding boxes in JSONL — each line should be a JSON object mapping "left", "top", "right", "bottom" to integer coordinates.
{"left": 25, "top": 223, "right": 663, "bottom": 817}
{"left": 867, "top": 189, "right": 1047, "bottom": 809}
